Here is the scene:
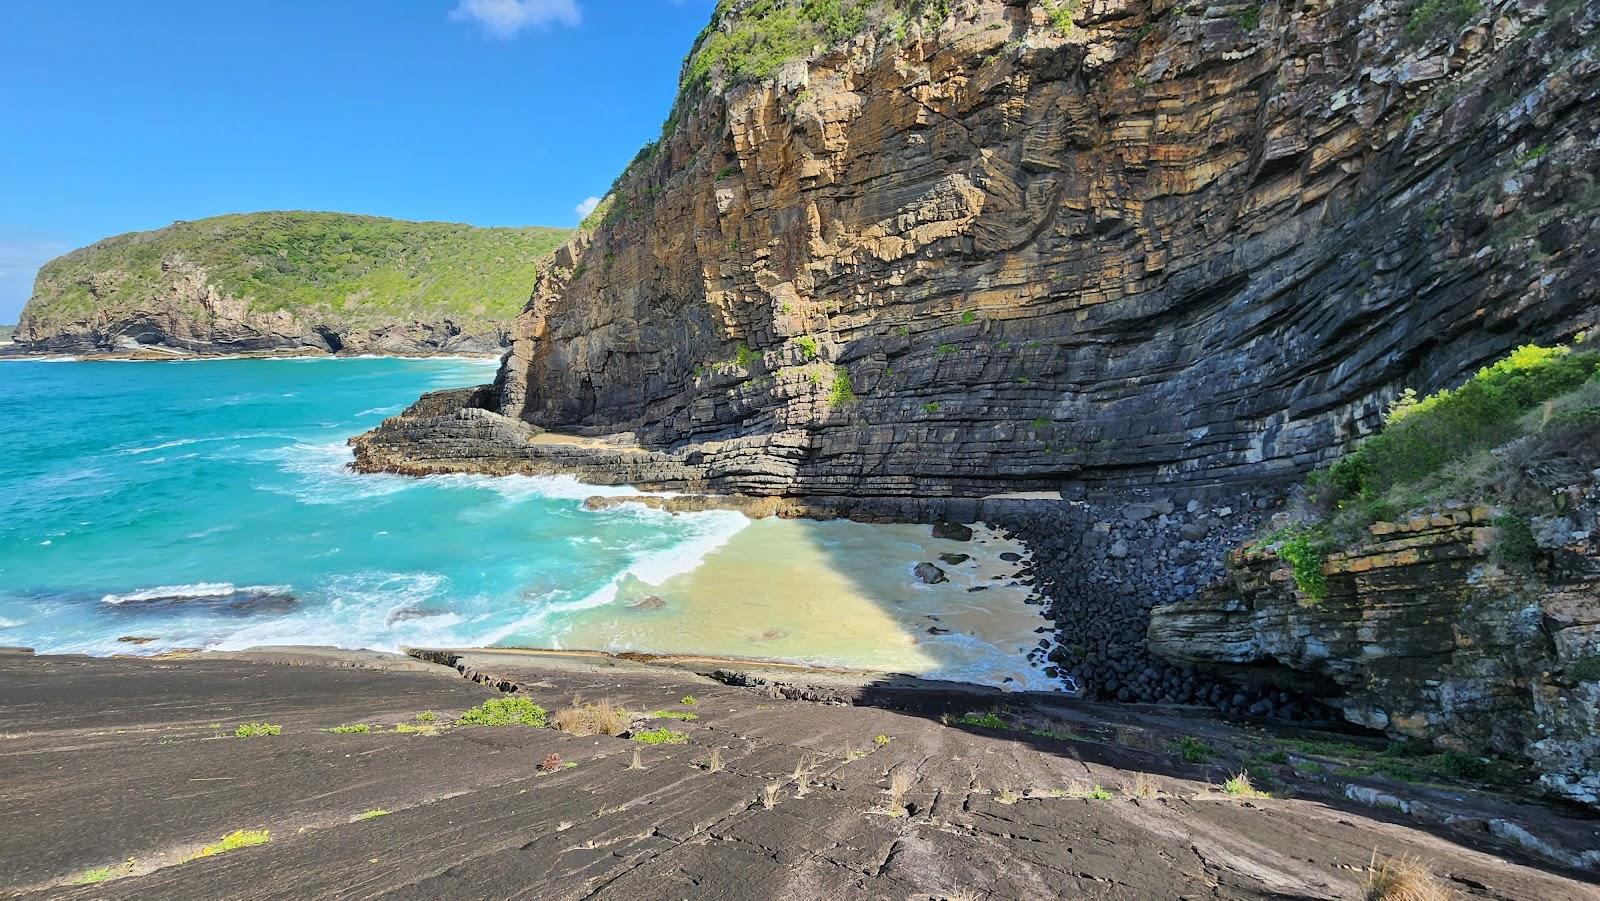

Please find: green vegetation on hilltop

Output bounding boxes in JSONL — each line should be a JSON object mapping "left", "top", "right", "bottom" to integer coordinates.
{"left": 22, "top": 211, "right": 571, "bottom": 333}
{"left": 1277, "top": 340, "right": 1600, "bottom": 550}
{"left": 681, "top": 0, "right": 951, "bottom": 93}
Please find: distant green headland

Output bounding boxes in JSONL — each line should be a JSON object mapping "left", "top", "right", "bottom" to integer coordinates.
{"left": 11, "top": 211, "right": 572, "bottom": 356}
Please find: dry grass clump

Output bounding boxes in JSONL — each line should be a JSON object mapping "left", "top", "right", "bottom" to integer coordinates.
{"left": 552, "top": 698, "right": 630, "bottom": 737}
{"left": 627, "top": 748, "right": 644, "bottom": 770}
{"left": 1131, "top": 772, "right": 1159, "bottom": 799}
{"left": 705, "top": 747, "right": 724, "bottom": 772}
{"left": 1361, "top": 852, "right": 1455, "bottom": 900}
{"left": 762, "top": 783, "right": 781, "bottom": 810}
{"left": 881, "top": 770, "right": 914, "bottom": 817}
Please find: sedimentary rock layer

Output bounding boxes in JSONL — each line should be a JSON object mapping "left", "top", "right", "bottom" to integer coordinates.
{"left": 1149, "top": 494, "right": 1600, "bottom": 810}
{"left": 362, "top": 0, "right": 1600, "bottom": 496}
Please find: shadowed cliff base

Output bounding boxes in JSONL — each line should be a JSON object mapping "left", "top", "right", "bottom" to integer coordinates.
{"left": 3, "top": 648, "right": 1596, "bottom": 898}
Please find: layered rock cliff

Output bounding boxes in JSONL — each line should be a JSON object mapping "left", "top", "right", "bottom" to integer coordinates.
{"left": 1150, "top": 496, "right": 1600, "bottom": 808}
{"left": 358, "top": 0, "right": 1599, "bottom": 495}
{"left": 11, "top": 212, "right": 571, "bottom": 357}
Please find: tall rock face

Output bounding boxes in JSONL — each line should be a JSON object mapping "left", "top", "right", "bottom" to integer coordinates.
{"left": 1149, "top": 493, "right": 1600, "bottom": 810}
{"left": 362, "top": 0, "right": 1600, "bottom": 495}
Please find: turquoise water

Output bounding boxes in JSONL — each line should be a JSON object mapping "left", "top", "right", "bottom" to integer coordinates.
{"left": 0, "top": 357, "right": 747, "bottom": 656}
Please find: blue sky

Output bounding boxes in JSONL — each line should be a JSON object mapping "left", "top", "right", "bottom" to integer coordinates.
{"left": 0, "top": 0, "right": 715, "bottom": 321}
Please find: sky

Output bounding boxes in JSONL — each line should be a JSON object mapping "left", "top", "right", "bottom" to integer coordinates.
{"left": 0, "top": 0, "right": 716, "bottom": 322}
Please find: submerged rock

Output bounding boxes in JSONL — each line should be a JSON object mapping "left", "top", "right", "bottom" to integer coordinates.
{"left": 932, "top": 522, "right": 973, "bottom": 542}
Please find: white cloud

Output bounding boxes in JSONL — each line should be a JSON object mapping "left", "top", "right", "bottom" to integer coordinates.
{"left": 575, "top": 196, "right": 601, "bottom": 219}
{"left": 449, "top": 0, "right": 581, "bottom": 39}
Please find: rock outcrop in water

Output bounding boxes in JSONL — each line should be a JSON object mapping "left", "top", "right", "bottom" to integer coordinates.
{"left": 10, "top": 212, "right": 571, "bottom": 358}
{"left": 359, "top": 0, "right": 1599, "bottom": 495}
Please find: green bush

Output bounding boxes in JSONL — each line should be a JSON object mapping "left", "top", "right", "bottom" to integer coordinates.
{"left": 456, "top": 696, "right": 548, "bottom": 728}
{"left": 1311, "top": 345, "right": 1600, "bottom": 518}
{"left": 233, "top": 722, "right": 280, "bottom": 738}
{"left": 794, "top": 335, "right": 820, "bottom": 360}
{"left": 827, "top": 367, "right": 856, "bottom": 406}
{"left": 1276, "top": 527, "right": 1334, "bottom": 604}
{"left": 1492, "top": 514, "right": 1538, "bottom": 569}
{"left": 1570, "top": 655, "right": 1600, "bottom": 682}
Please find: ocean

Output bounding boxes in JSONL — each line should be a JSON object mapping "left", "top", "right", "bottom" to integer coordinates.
{"left": 0, "top": 357, "right": 1058, "bottom": 689}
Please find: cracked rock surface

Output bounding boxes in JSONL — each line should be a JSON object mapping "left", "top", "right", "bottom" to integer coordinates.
{"left": 3, "top": 650, "right": 1595, "bottom": 899}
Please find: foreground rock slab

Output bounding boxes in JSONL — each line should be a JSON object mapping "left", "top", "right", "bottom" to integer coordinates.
{"left": 1, "top": 650, "right": 1594, "bottom": 899}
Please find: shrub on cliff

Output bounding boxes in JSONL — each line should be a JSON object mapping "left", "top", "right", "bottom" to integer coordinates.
{"left": 1307, "top": 342, "right": 1600, "bottom": 533}
{"left": 682, "top": 0, "right": 951, "bottom": 93}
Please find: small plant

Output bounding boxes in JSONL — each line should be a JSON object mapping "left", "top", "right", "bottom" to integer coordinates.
{"left": 415, "top": 711, "right": 437, "bottom": 723}
{"left": 632, "top": 727, "right": 688, "bottom": 745}
{"left": 762, "top": 783, "right": 781, "bottom": 810}
{"left": 873, "top": 734, "right": 892, "bottom": 747}
{"left": 1086, "top": 785, "right": 1113, "bottom": 800}
{"left": 794, "top": 335, "right": 820, "bottom": 360}
{"left": 734, "top": 343, "right": 756, "bottom": 369}
{"left": 959, "top": 310, "right": 976, "bottom": 324}
{"left": 327, "top": 724, "right": 370, "bottom": 734}
{"left": 1041, "top": 0, "right": 1076, "bottom": 35}
{"left": 1571, "top": 655, "right": 1600, "bottom": 682}
{"left": 883, "top": 770, "right": 913, "bottom": 816}
{"left": 1492, "top": 513, "right": 1538, "bottom": 569}
{"left": 71, "top": 867, "right": 114, "bottom": 885}
{"left": 1222, "top": 772, "right": 1268, "bottom": 798}
{"left": 1276, "top": 526, "right": 1333, "bottom": 603}
{"left": 1132, "top": 772, "right": 1158, "bottom": 799}
{"left": 393, "top": 722, "right": 437, "bottom": 735}
{"left": 1361, "top": 851, "right": 1453, "bottom": 900}
{"left": 192, "top": 829, "right": 270, "bottom": 860}
{"left": 680, "top": 695, "right": 698, "bottom": 706}
{"left": 1170, "top": 736, "right": 1214, "bottom": 763}
{"left": 355, "top": 809, "right": 390, "bottom": 821}
{"left": 233, "top": 722, "right": 280, "bottom": 738}
{"left": 996, "top": 788, "right": 1020, "bottom": 805}
{"left": 936, "top": 343, "right": 957, "bottom": 356}
{"left": 826, "top": 367, "right": 857, "bottom": 406}
{"left": 957, "top": 710, "right": 1008, "bottom": 730}
{"left": 715, "top": 165, "right": 739, "bottom": 179}
{"left": 553, "top": 698, "right": 630, "bottom": 736}
{"left": 649, "top": 709, "right": 699, "bottom": 721}
{"left": 538, "top": 753, "right": 564, "bottom": 774}
{"left": 844, "top": 746, "right": 865, "bottom": 761}
{"left": 1029, "top": 417, "right": 1050, "bottom": 430}
{"left": 706, "top": 747, "right": 724, "bottom": 772}
{"left": 457, "top": 696, "right": 548, "bottom": 728}
{"left": 628, "top": 748, "right": 644, "bottom": 770}
{"left": 923, "top": 401, "right": 939, "bottom": 414}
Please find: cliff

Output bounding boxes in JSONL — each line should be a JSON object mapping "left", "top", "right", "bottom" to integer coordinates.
{"left": 357, "top": 0, "right": 1599, "bottom": 495}
{"left": 11, "top": 212, "right": 571, "bottom": 357}
{"left": 1149, "top": 344, "right": 1600, "bottom": 809}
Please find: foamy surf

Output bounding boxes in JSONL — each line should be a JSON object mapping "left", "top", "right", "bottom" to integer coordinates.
{"left": 101, "top": 582, "right": 293, "bottom": 605}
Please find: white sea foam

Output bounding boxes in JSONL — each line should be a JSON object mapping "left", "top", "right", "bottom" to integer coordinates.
{"left": 100, "top": 582, "right": 292, "bottom": 606}
{"left": 486, "top": 510, "right": 751, "bottom": 647}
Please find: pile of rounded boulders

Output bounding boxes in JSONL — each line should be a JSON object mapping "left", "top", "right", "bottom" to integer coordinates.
{"left": 981, "top": 491, "right": 1336, "bottom": 723}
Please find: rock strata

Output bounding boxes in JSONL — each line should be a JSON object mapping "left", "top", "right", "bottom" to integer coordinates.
{"left": 1149, "top": 490, "right": 1600, "bottom": 810}
{"left": 362, "top": 0, "right": 1600, "bottom": 497}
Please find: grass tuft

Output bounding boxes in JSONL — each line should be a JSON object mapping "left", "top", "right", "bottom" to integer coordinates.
{"left": 327, "top": 724, "right": 370, "bottom": 734}
{"left": 192, "top": 829, "right": 270, "bottom": 860}
{"left": 552, "top": 698, "right": 630, "bottom": 736}
{"left": 1169, "top": 735, "right": 1214, "bottom": 763}
{"left": 355, "top": 809, "right": 390, "bottom": 821}
{"left": 632, "top": 727, "right": 689, "bottom": 745}
{"left": 1222, "top": 772, "right": 1269, "bottom": 798}
{"left": 1361, "top": 851, "right": 1454, "bottom": 900}
{"left": 649, "top": 709, "right": 699, "bottom": 721}
{"left": 233, "top": 722, "right": 280, "bottom": 738}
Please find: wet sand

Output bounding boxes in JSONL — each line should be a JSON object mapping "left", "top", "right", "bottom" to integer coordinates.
{"left": 547, "top": 518, "right": 1059, "bottom": 690}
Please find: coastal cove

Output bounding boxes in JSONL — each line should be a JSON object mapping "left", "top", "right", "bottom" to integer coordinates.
{"left": 0, "top": 357, "right": 1058, "bottom": 689}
